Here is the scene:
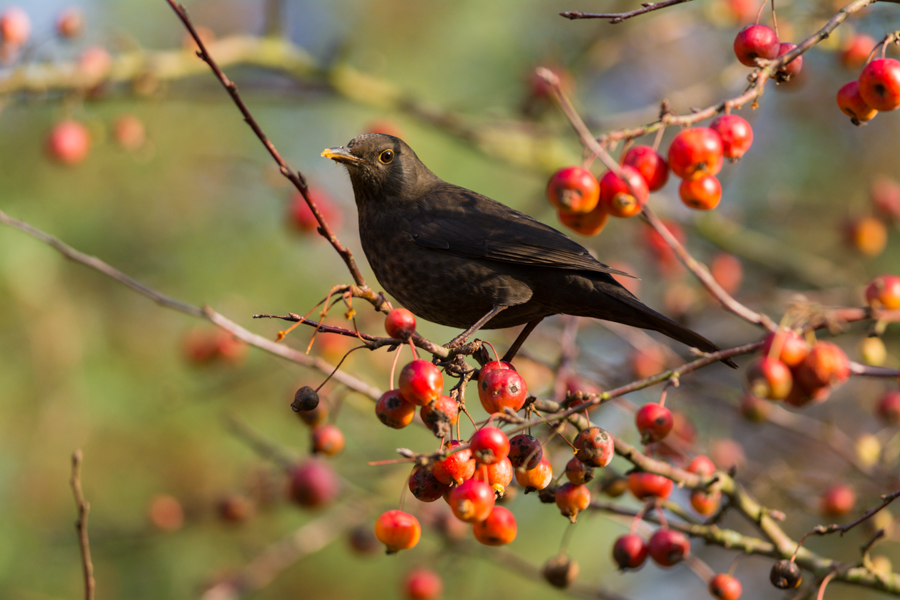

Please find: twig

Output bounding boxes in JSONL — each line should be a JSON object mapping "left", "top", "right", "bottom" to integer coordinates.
{"left": 70, "top": 450, "right": 95, "bottom": 600}
{"left": 537, "top": 67, "right": 774, "bottom": 330}
{"left": 560, "top": 0, "right": 693, "bottom": 23}
{"left": 165, "top": 0, "right": 366, "bottom": 287}
{"left": 799, "top": 489, "right": 900, "bottom": 541}
{"left": 224, "top": 413, "right": 296, "bottom": 471}
{"left": 200, "top": 510, "right": 347, "bottom": 600}
{"left": 0, "top": 209, "right": 383, "bottom": 400}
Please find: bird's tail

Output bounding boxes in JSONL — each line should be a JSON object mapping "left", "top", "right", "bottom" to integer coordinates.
{"left": 594, "top": 282, "right": 738, "bottom": 369}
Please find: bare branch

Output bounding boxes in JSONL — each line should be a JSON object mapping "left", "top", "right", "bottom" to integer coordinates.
{"left": 561, "top": 0, "right": 693, "bottom": 23}
{"left": 70, "top": 451, "right": 95, "bottom": 600}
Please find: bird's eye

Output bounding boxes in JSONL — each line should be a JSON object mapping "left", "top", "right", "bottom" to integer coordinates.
{"left": 378, "top": 149, "right": 394, "bottom": 164}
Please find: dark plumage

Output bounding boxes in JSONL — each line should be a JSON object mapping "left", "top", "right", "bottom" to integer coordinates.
{"left": 322, "top": 133, "right": 731, "bottom": 365}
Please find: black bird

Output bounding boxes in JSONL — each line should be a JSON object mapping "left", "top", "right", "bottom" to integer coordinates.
{"left": 322, "top": 133, "right": 732, "bottom": 365}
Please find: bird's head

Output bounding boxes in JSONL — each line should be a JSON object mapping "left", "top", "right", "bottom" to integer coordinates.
{"left": 321, "top": 133, "right": 438, "bottom": 208}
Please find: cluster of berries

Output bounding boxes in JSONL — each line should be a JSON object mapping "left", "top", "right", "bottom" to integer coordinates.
{"left": 545, "top": 114, "right": 755, "bottom": 237}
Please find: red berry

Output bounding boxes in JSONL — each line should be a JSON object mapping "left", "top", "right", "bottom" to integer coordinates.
{"left": 687, "top": 455, "right": 717, "bottom": 477}
{"left": 630, "top": 346, "right": 667, "bottom": 379}
{"left": 733, "top": 24, "right": 780, "bottom": 67}
{"left": 148, "top": 494, "right": 184, "bottom": 532}
{"left": 0, "top": 6, "right": 30, "bottom": 47}
{"left": 599, "top": 166, "right": 649, "bottom": 218}
{"left": 46, "top": 120, "right": 91, "bottom": 166}
{"left": 710, "top": 114, "right": 753, "bottom": 161}
{"left": 404, "top": 568, "right": 443, "bottom": 600}
{"left": 745, "top": 356, "right": 793, "bottom": 400}
{"left": 668, "top": 128, "right": 724, "bottom": 181}
{"left": 77, "top": 46, "right": 112, "bottom": 81}
{"left": 845, "top": 215, "right": 888, "bottom": 257}
{"left": 55, "top": 7, "right": 84, "bottom": 39}
{"left": 217, "top": 493, "right": 255, "bottom": 524}
{"left": 709, "top": 573, "right": 743, "bottom": 600}
{"left": 433, "top": 441, "right": 476, "bottom": 485}
{"left": 478, "top": 368, "right": 528, "bottom": 414}
{"left": 565, "top": 456, "right": 594, "bottom": 485}
{"left": 408, "top": 464, "right": 451, "bottom": 503}
{"left": 399, "top": 360, "right": 444, "bottom": 406}
{"left": 112, "top": 115, "right": 146, "bottom": 151}
{"left": 374, "top": 510, "right": 421, "bottom": 553}
{"left": 375, "top": 389, "right": 416, "bottom": 429}
{"left": 288, "top": 460, "right": 340, "bottom": 508}
{"left": 820, "top": 483, "right": 856, "bottom": 517}
{"left": 612, "top": 534, "right": 649, "bottom": 570}
{"left": 623, "top": 145, "right": 669, "bottom": 191}
{"left": 648, "top": 528, "right": 690, "bottom": 566}
{"left": 479, "top": 360, "right": 515, "bottom": 377}
{"left": 627, "top": 472, "right": 674, "bottom": 500}
{"left": 710, "top": 438, "right": 747, "bottom": 471}
{"left": 311, "top": 423, "right": 345, "bottom": 456}
{"left": 740, "top": 392, "right": 772, "bottom": 422}
{"left": 472, "top": 505, "right": 517, "bottom": 545}
{"left": 691, "top": 489, "right": 722, "bottom": 516}
{"left": 447, "top": 478, "right": 495, "bottom": 523}
{"left": 420, "top": 395, "right": 459, "bottom": 437}
{"left": 877, "top": 390, "right": 900, "bottom": 424}
{"left": 508, "top": 434, "right": 543, "bottom": 470}
{"left": 776, "top": 42, "right": 803, "bottom": 81}
{"left": 871, "top": 176, "right": 900, "bottom": 221}
{"left": 514, "top": 456, "right": 553, "bottom": 491}
{"left": 635, "top": 403, "right": 674, "bottom": 444}
{"left": 865, "top": 275, "right": 900, "bottom": 310}
{"left": 558, "top": 203, "right": 610, "bottom": 236}
{"left": 644, "top": 219, "right": 685, "bottom": 275}
{"left": 473, "top": 457, "right": 514, "bottom": 494}
{"left": 385, "top": 308, "right": 417, "bottom": 340}
{"left": 841, "top": 34, "right": 876, "bottom": 69}
{"left": 470, "top": 426, "right": 510, "bottom": 465}
{"left": 547, "top": 166, "right": 601, "bottom": 214}
{"left": 837, "top": 80, "right": 878, "bottom": 124}
{"left": 555, "top": 482, "right": 591, "bottom": 522}
{"left": 858, "top": 58, "right": 900, "bottom": 112}
{"left": 679, "top": 175, "right": 722, "bottom": 210}
{"left": 794, "top": 342, "right": 850, "bottom": 390}
{"left": 573, "top": 426, "right": 614, "bottom": 467}
{"left": 710, "top": 253, "right": 743, "bottom": 295}
{"left": 288, "top": 187, "right": 343, "bottom": 233}
{"left": 761, "top": 329, "right": 809, "bottom": 367}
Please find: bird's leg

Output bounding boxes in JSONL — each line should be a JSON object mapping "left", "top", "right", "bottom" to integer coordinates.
{"left": 501, "top": 317, "right": 543, "bottom": 362}
{"left": 446, "top": 304, "right": 508, "bottom": 349}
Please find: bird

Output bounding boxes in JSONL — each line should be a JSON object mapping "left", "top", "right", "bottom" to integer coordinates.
{"left": 322, "top": 133, "right": 734, "bottom": 366}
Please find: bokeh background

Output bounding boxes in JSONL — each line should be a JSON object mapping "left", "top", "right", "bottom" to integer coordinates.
{"left": 1, "top": 0, "right": 899, "bottom": 599}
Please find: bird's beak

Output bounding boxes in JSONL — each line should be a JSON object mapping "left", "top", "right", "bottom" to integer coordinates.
{"left": 321, "top": 146, "right": 364, "bottom": 165}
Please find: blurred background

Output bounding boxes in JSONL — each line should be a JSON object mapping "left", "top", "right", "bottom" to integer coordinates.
{"left": 1, "top": 0, "right": 899, "bottom": 598}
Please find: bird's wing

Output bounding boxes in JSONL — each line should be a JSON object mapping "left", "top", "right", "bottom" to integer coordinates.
{"left": 409, "top": 184, "right": 631, "bottom": 277}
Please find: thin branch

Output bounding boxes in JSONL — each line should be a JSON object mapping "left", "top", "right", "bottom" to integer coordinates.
{"left": 164, "top": 0, "right": 366, "bottom": 287}
{"left": 70, "top": 450, "right": 95, "bottom": 600}
{"left": 537, "top": 67, "right": 774, "bottom": 330}
{"left": 0, "top": 210, "right": 383, "bottom": 400}
{"left": 224, "top": 413, "right": 297, "bottom": 472}
{"left": 801, "top": 489, "right": 900, "bottom": 540}
{"left": 560, "top": 0, "right": 693, "bottom": 23}
{"left": 200, "top": 510, "right": 347, "bottom": 600}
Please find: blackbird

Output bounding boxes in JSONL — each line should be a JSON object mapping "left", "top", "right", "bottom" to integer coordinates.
{"left": 322, "top": 133, "right": 733, "bottom": 366}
